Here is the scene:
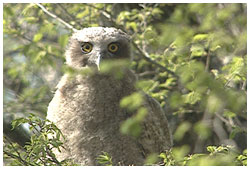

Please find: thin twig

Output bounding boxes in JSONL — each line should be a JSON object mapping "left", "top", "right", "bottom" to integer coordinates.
{"left": 138, "top": 71, "right": 156, "bottom": 77}
{"left": 241, "top": 80, "right": 246, "bottom": 91}
{"left": 45, "top": 146, "right": 62, "bottom": 166}
{"left": 29, "top": 123, "right": 62, "bottom": 166}
{"left": 57, "top": 4, "right": 82, "bottom": 28}
{"left": 3, "top": 150, "right": 34, "bottom": 166}
{"left": 205, "top": 50, "right": 210, "bottom": 72}
{"left": 4, "top": 136, "right": 35, "bottom": 166}
{"left": 132, "top": 41, "right": 177, "bottom": 77}
{"left": 84, "top": 4, "right": 113, "bottom": 17}
{"left": 224, "top": 74, "right": 236, "bottom": 88}
{"left": 35, "top": 3, "right": 78, "bottom": 32}
{"left": 214, "top": 112, "right": 232, "bottom": 126}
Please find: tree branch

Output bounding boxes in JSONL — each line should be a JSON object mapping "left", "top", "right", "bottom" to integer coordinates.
{"left": 56, "top": 4, "right": 82, "bottom": 28}
{"left": 131, "top": 41, "right": 177, "bottom": 77}
{"left": 205, "top": 50, "right": 211, "bottom": 72}
{"left": 4, "top": 136, "right": 35, "bottom": 166}
{"left": 84, "top": 4, "right": 113, "bottom": 19}
{"left": 35, "top": 3, "right": 77, "bottom": 32}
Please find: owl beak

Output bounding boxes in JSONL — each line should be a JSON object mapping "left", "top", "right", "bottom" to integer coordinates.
{"left": 88, "top": 52, "right": 103, "bottom": 71}
{"left": 95, "top": 54, "right": 101, "bottom": 71}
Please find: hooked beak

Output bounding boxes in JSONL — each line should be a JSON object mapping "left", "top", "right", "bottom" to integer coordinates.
{"left": 87, "top": 52, "right": 103, "bottom": 71}
{"left": 95, "top": 54, "right": 101, "bottom": 71}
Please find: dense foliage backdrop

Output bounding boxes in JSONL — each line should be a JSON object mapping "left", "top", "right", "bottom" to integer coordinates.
{"left": 3, "top": 3, "right": 247, "bottom": 166}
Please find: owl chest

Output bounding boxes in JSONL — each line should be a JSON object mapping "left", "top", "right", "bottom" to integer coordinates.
{"left": 60, "top": 79, "right": 129, "bottom": 122}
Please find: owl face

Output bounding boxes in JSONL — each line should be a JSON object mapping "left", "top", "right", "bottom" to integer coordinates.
{"left": 65, "top": 27, "right": 130, "bottom": 69}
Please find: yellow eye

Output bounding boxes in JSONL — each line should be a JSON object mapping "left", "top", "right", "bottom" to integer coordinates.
{"left": 108, "top": 43, "right": 119, "bottom": 53}
{"left": 81, "top": 42, "right": 93, "bottom": 53}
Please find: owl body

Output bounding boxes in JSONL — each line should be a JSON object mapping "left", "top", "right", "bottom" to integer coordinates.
{"left": 47, "top": 27, "right": 172, "bottom": 165}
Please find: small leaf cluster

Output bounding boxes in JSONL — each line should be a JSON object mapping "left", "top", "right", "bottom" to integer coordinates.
{"left": 4, "top": 114, "right": 76, "bottom": 166}
{"left": 96, "top": 151, "right": 113, "bottom": 166}
{"left": 159, "top": 145, "right": 247, "bottom": 166}
{"left": 96, "top": 145, "right": 247, "bottom": 166}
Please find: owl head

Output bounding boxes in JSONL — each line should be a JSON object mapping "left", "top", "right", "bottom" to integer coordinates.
{"left": 65, "top": 27, "right": 131, "bottom": 69}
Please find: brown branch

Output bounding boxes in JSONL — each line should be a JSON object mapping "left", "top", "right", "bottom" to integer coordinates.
{"left": 57, "top": 4, "right": 82, "bottom": 28}
{"left": 84, "top": 4, "right": 113, "bottom": 18}
{"left": 224, "top": 74, "right": 236, "bottom": 88}
{"left": 205, "top": 50, "right": 210, "bottom": 72}
{"left": 35, "top": 3, "right": 78, "bottom": 32}
{"left": 214, "top": 112, "right": 232, "bottom": 126}
{"left": 132, "top": 41, "right": 177, "bottom": 77}
{"left": 3, "top": 150, "right": 33, "bottom": 166}
{"left": 138, "top": 71, "right": 156, "bottom": 77}
{"left": 4, "top": 136, "right": 35, "bottom": 166}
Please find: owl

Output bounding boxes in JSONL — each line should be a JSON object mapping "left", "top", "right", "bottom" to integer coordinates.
{"left": 47, "top": 27, "right": 172, "bottom": 166}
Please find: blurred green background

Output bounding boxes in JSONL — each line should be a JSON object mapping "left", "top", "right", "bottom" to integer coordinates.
{"left": 3, "top": 3, "right": 247, "bottom": 166}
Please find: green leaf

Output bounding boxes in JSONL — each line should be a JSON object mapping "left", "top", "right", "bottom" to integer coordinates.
{"left": 24, "top": 16, "right": 38, "bottom": 23}
{"left": 34, "top": 51, "right": 46, "bottom": 63}
{"left": 120, "top": 92, "right": 144, "bottom": 111}
{"left": 206, "top": 94, "right": 223, "bottom": 113}
{"left": 96, "top": 152, "right": 113, "bottom": 166}
{"left": 145, "top": 153, "right": 159, "bottom": 165}
{"left": 120, "top": 106, "right": 147, "bottom": 137}
{"left": 223, "top": 110, "right": 236, "bottom": 118}
{"left": 120, "top": 118, "right": 141, "bottom": 137}
{"left": 126, "top": 22, "right": 137, "bottom": 32}
{"left": 192, "top": 34, "right": 209, "bottom": 42}
{"left": 190, "top": 44, "right": 207, "bottom": 58}
{"left": 136, "top": 80, "right": 154, "bottom": 92}
{"left": 152, "top": 8, "right": 163, "bottom": 17}
{"left": 8, "top": 68, "right": 19, "bottom": 79}
{"left": 22, "top": 4, "right": 36, "bottom": 15}
{"left": 144, "top": 27, "right": 157, "bottom": 40}
{"left": 159, "top": 152, "right": 167, "bottom": 160}
{"left": 174, "top": 121, "right": 192, "bottom": 141}
{"left": 76, "top": 8, "right": 89, "bottom": 18}
{"left": 210, "top": 45, "right": 221, "bottom": 52}
{"left": 229, "top": 126, "right": 243, "bottom": 139}
{"left": 11, "top": 118, "right": 28, "bottom": 130}
{"left": 194, "top": 121, "right": 211, "bottom": 140}
{"left": 58, "top": 34, "right": 69, "bottom": 48}
{"left": 170, "top": 91, "right": 184, "bottom": 108}
{"left": 172, "top": 145, "right": 190, "bottom": 162}
{"left": 33, "top": 33, "right": 43, "bottom": 42}
{"left": 207, "top": 146, "right": 217, "bottom": 153}
{"left": 183, "top": 91, "right": 201, "bottom": 105}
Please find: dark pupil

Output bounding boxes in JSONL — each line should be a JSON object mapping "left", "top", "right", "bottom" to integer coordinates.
{"left": 85, "top": 45, "right": 90, "bottom": 49}
{"left": 111, "top": 45, "right": 116, "bottom": 50}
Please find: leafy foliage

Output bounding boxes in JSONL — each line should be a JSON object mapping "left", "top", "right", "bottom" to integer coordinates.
{"left": 4, "top": 114, "right": 76, "bottom": 166}
{"left": 3, "top": 3, "right": 247, "bottom": 166}
{"left": 159, "top": 145, "right": 247, "bottom": 166}
{"left": 96, "top": 152, "right": 113, "bottom": 166}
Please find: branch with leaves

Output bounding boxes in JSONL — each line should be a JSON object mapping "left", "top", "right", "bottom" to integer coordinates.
{"left": 35, "top": 3, "right": 77, "bottom": 32}
{"left": 4, "top": 114, "right": 76, "bottom": 166}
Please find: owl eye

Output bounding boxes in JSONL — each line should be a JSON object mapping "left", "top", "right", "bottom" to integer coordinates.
{"left": 108, "top": 43, "right": 119, "bottom": 53}
{"left": 81, "top": 42, "right": 93, "bottom": 53}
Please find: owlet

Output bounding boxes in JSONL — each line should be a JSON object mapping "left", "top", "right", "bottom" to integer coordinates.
{"left": 47, "top": 27, "right": 172, "bottom": 166}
